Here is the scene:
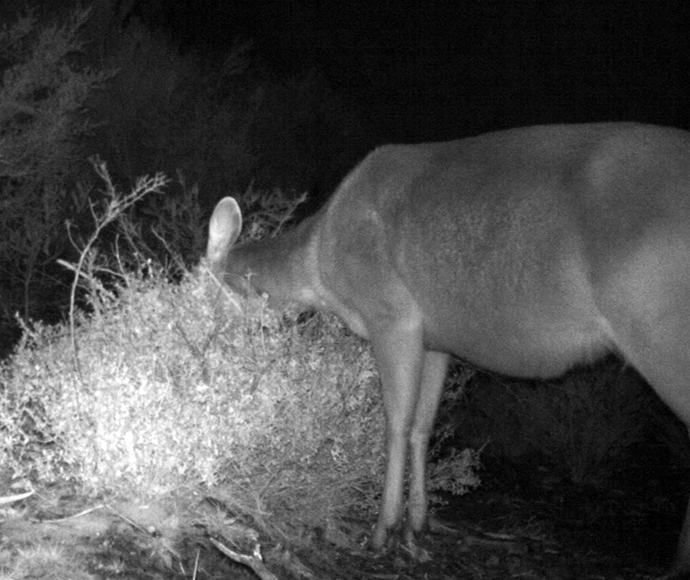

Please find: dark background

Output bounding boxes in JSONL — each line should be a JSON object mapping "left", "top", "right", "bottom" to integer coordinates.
{"left": 135, "top": 0, "right": 689, "bottom": 141}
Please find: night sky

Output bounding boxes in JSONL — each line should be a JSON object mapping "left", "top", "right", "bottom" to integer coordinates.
{"left": 142, "top": 0, "right": 690, "bottom": 142}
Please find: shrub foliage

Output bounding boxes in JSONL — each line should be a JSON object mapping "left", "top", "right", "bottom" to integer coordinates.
{"left": 1, "top": 239, "right": 478, "bottom": 545}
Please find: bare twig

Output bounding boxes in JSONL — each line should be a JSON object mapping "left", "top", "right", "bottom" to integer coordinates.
{"left": 33, "top": 504, "right": 105, "bottom": 523}
{"left": 60, "top": 159, "right": 168, "bottom": 380}
{"left": 0, "top": 489, "right": 35, "bottom": 505}
{"left": 209, "top": 537, "right": 281, "bottom": 580}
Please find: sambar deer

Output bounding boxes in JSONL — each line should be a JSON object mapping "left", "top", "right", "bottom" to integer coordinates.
{"left": 206, "top": 123, "right": 690, "bottom": 573}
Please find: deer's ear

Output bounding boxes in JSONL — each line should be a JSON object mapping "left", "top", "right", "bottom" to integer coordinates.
{"left": 207, "top": 197, "right": 242, "bottom": 265}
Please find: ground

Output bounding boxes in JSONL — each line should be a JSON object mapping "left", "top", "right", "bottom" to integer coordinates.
{"left": 1, "top": 441, "right": 688, "bottom": 580}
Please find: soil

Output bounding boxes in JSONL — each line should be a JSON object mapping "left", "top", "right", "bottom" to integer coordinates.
{"left": 1, "top": 442, "right": 688, "bottom": 580}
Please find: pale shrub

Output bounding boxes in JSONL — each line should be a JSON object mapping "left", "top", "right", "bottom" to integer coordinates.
{"left": 1, "top": 263, "right": 479, "bottom": 540}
